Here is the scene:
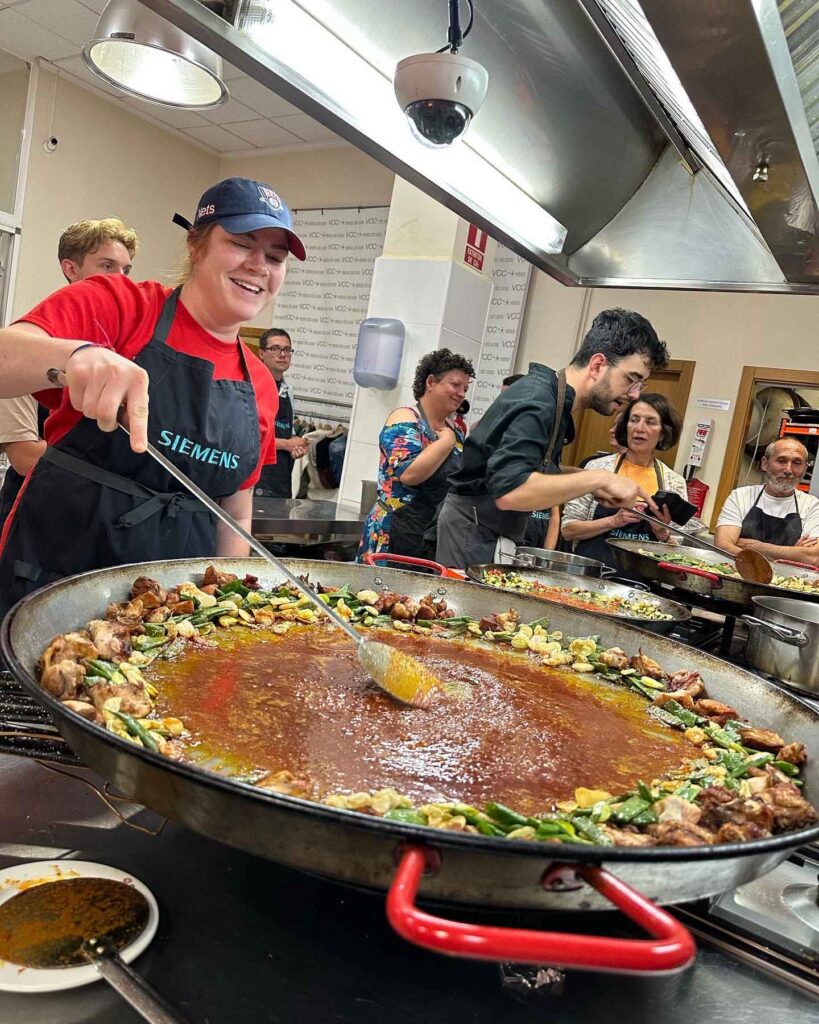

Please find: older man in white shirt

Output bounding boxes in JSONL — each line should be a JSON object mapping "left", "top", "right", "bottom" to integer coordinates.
{"left": 714, "top": 437, "right": 819, "bottom": 565}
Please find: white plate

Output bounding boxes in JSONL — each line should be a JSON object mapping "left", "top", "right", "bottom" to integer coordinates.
{"left": 0, "top": 860, "right": 159, "bottom": 993}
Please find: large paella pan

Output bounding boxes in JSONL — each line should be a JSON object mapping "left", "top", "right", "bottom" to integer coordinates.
{"left": 3, "top": 558, "right": 818, "bottom": 974}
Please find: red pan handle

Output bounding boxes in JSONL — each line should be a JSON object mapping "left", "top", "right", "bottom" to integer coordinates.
{"left": 657, "top": 561, "right": 722, "bottom": 588}
{"left": 362, "top": 553, "right": 456, "bottom": 577}
{"left": 773, "top": 559, "right": 819, "bottom": 573}
{"left": 387, "top": 846, "right": 696, "bottom": 974}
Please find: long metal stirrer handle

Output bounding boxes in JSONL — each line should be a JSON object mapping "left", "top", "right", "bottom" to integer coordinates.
{"left": 118, "top": 426, "right": 361, "bottom": 644}
{"left": 628, "top": 508, "right": 735, "bottom": 559}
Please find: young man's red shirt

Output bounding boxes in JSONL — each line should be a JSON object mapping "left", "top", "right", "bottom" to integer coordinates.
{"left": 21, "top": 274, "right": 278, "bottom": 490}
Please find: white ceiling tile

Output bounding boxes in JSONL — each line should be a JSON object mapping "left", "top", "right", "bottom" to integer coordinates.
{"left": 76, "top": 0, "right": 106, "bottom": 11}
{"left": 221, "top": 62, "right": 245, "bottom": 81}
{"left": 273, "top": 113, "right": 339, "bottom": 144}
{"left": 0, "top": 8, "right": 76, "bottom": 60}
{"left": 220, "top": 118, "right": 302, "bottom": 148}
{"left": 20, "top": 0, "right": 97, "bottom": 48}
{"left": 225, "top": 76, "right": 301, "bottom": 119}
{"left": 200, "top": 96, "right": 258, "bottom": 125}
{"left": 182, "top": 123, "right": 251, "bottom": 153}
{"left": 52, "top": 53, "right": 123, "bottom": 97}
{"left": 120, "top": 97, "right": 209, "bottom": 129}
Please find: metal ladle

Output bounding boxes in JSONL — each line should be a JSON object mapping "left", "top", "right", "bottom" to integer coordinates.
{"left": 120, "top": 427, "right": 441, "bottom": 708}
{"left": 628, "top": 508, "right": 774, "bottom": 584}
{"left": 0, "top": 876, "right": 187, "bottom": 1024}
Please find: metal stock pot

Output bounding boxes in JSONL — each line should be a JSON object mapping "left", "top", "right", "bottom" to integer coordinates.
{"left": 514, "top": 546, "right": 611, "bottom": 578}
{"left": 743, "top": 596, "right": 819, "bottom": 696}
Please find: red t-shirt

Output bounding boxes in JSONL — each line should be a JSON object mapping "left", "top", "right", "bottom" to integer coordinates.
{"left": 21, "top": 275, "right": 277, "bottom": 490}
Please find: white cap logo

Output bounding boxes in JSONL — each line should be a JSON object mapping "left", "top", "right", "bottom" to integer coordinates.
{"left": 258, "top": 185, "right": 282, "bottom": 211}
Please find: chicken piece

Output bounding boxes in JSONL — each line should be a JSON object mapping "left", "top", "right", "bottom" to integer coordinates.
{"left": 695, "top": 699, "right": 738, "bottom": 721}
{"left": 698, "top": 790, "right": 775, "bottom": 834}
{"left": 38, "top": 632, "right": 99, "bottom": 674}
{"left": 144, "top": 607, "right": 172, "bottom": 624}
{"left": 104, "top": 599, "right": 144, "bottom": 629}
{"left": 738, "top": 726, "right": 786, "bottom": 752}
{"left": 41, "top": 659, "right": 86, "bottom": 700}
{"left": 653, "top": 690, "right": 696, "bottom": 711}
{"left": 479, "top": 614, "right": 502, "bottom": 632}
{"left": 715, "top": 821, "right": 771, "bottom": 843}
{"left": 135, "top": 590, "right": 162, "bottom": 610}
{"left": 629, "top": 649, "right": 665, "bottom": 680}
{"left": 416, "top": 603, "right": 437, "bottom": 620}
{"left": 667, "top": 669, "right": 705, "bottom": 698}
{"left": 777, "top": 741, "right": 807, "bottom": 766}
{"left": 88, "top": 619, "right": 133, "bottom": 661}
{"left": 654, "top": 795, "right": 702, "bottom": 825}
{"left": 87, "top": 681, "right": 152, "bottom": 718}
{"left": 390, "top": 602, "right": 410, "bottom": 620}
{"left": 496, "top": 609, "right": 519, "bottom": 630}
{"left": 599, "top": 647, "right": 629, "bottom": 670}
{"left": 759, "top": 783, "right": 818, "bottom": 831}
{"left": 242, "top": 574, "right": 260, "bottom": 591}
{"left": 157, "top": 737, "right": 184, "bottom": 760}
{"left": 601, "top": 825, "right": 658, "bottom": 847}
{"left": 375, "top": 592, "right": 398, "bottom": 613}
{"left": 60, "top": 699, "right": 103, "bottom": 725}
{"left": 203, "top": 566, "right": 238, "bottom": 588}
{"left": 647, "top": 821, "right": 716, "bottom": 846}
{"left": 131, "top": 576, "right": 168, "bottom": 603}
{"left": 254, "top": 769, "right": 310, "bottom": 797}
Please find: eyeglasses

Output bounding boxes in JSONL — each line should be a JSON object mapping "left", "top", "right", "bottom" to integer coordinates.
{"left": 263, "top": 345, "right": 293, "bottom": 355}
{"left": 607, "top": 358, "right": 648, "bottom": 395}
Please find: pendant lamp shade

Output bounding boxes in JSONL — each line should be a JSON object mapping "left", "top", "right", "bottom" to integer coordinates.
{"left": 82, "top": 0, "right": 228, "bottom": 109}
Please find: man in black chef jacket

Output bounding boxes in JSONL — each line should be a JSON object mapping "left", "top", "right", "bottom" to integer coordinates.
{"left": 255, "top": 328, "right": 309, "bottom": 497}
{"left": 435, "top": 308, "right": 669, "bottom": 568}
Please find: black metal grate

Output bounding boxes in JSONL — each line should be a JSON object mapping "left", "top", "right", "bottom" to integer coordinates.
{"left": 0, "top": 671, "right": 84, "bottom": 766}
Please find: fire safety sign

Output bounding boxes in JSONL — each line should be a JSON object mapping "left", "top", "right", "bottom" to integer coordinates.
{"left": 464, "top": 224, "right": 488, "bottom": 271}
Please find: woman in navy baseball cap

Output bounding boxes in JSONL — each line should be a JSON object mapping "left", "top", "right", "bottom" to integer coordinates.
{"left": 0, "top": 177, "right": 305, "bottom": 615}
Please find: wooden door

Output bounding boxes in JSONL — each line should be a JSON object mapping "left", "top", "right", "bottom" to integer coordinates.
{"left": 562, "top": 358, "right": 696, "bottom": 469}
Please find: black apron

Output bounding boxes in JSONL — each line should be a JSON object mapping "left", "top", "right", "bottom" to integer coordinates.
{"left": 574, "top": 454, "right": 664, "bottom": 570}
{"left": 255, "top": 377, "right": 294, "bottom": 498}
{"left": 739, "top": 488, "right": 802, "bottom": 545}
{"left": 0, "top": 403, "right": 49, "bottom": 532}
{"left": 523, "top": 508, "right": 552, "bottom": 549}
{"left": 385, "top": 405, "right": 462, "bottom": 559}
{"left": 436, "top": 371, "right": 569, "bottom": 568}
{"left": 0, "top": 289, "right": 260, "bottom": 618}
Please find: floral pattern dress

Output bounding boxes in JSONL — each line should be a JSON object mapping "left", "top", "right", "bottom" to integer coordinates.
{"left": 356, "top": 409, "right": 464, "bottom": 559}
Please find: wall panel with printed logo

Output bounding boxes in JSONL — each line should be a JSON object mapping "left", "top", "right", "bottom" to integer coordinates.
{"left": 469, "top": 246, "right": 532, "bottom": 423}
{"left": 272, "top": 207, "right": 389, "bottom": 419}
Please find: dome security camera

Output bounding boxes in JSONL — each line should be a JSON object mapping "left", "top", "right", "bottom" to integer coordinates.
{"left": 43, "top": 136, "right": 59, "bottom": 153}
{"left": 394, "top": 52, "right": 488, "bottom": 146}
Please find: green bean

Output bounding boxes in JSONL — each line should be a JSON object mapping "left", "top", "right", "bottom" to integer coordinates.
{"left": 85, "top": 659, "right": 123, "bottom": 683}
{"left": 630, "top": 808, "right": 659, "bottom": 827}
{"left": 662, "top": 699, "right": 705, "bottom": 728}
{"left": 773, "top": 760, "right": 800, "bottom": 777}
{"left": 384, "top": 808, "right": 428, "bottom": 826}
{"left": 485, "top": 802, "right": 529, "bottom": 828}
{"left": 132, "top": 635, "right": 170, "bottom": 652}
{"left": 570, "top": 815, "right": 613, "bottom": 845}
{"left": 705, "top": 723, "right": 745, "bottom": 753}
{"left": 217, "top": 581, "right": 250, "bottom": 597}
{"left": 113, "top": 711, "right": 160, "bottom": 752}
{"left": 612, "top": 795, "right": 652, "bottom": 823}
{"left": 454, "top": 804, "right": 506, "bottom": 836}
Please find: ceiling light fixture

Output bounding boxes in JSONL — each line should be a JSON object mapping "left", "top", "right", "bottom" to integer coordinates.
{"left": 82, "top": 0, "right": 228, "bottom": 109}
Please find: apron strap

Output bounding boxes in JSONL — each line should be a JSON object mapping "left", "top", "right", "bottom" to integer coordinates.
{"left": 543, "top": 370, "right": 567, "bottom": 468}
{"left": 42, "top": 446, "right": 209, "bottom": 529}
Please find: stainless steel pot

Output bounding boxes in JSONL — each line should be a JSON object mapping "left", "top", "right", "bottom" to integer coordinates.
{"left": 514, "top": 546, "right": 611, "bottom": 578}
{"left": 743, "top": 596, "right": 819, "bottom": 696}
{"left": 466, "top": 563, "right": 691, "bottom": 635}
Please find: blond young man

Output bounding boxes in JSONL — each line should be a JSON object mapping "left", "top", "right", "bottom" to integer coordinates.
{"left": 0, "top": 219, "right": 139, "bottom": 521}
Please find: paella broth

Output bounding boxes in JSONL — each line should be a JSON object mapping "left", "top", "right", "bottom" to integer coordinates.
{"left": 152, "top": 626, "right": 698, "bottom": 812}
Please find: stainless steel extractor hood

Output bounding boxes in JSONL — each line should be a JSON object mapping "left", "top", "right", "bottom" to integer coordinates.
{"left": 136, "top": 0, "right": 819, "bottom": 293}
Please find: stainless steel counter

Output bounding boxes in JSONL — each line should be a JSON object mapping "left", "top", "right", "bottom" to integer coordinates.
{"left": 1, "top": 754, "right": 817, "bottom": 1023}
{"left": 252, "top": 497, "right": 364, "bottom": 541}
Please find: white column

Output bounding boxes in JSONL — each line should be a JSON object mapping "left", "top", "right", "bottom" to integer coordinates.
{"left": 339, "top": 180, "right": 496, "bottom": 507}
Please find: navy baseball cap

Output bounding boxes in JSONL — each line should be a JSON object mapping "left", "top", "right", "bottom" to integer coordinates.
{"left": 173, "top": 177, "right": 306, "bottom": 261}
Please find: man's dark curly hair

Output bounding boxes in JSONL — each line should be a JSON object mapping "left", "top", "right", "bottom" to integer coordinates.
{"left": 614, "top": 392, "right": 682, "bottom": 452}
{"left": 412, "top": 348, "right": 475, "bottom": 401}
{"left": 570, "top": 308, "right": 669, "bottom": 370}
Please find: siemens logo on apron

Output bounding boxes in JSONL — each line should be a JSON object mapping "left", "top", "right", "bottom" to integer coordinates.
{"left": 158, "top": 430, "right": 240, "bottom": 469}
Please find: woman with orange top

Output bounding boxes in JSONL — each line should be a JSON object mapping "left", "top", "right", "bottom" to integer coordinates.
{"left": 561, "top": 393, "right": 686, "bottom": 569}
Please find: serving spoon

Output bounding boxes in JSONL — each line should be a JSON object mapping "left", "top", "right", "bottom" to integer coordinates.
{"left": 119, "top": 426, "right": 441, "bottom": 708}
{"left": 0, "top": 876, "right": 186, "bottom": 1024}
{"left": 628, "top": 508, "right": 773, "bottom": 584}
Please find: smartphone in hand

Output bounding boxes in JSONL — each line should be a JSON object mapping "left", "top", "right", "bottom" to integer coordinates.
{"left": 652, "top": 490, "right": 697, "bottom": 526}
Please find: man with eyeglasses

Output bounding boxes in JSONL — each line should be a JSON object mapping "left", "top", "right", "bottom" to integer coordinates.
{"left": 435, "top": 308, "right": 668, "bottom": 568}
{"left": 255, "top": 328, "right": 309, "bottom": 497}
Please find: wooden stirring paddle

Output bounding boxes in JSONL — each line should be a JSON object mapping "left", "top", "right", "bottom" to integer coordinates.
{"left": 628, "top": 509, "right": 774, "bottom": 584}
